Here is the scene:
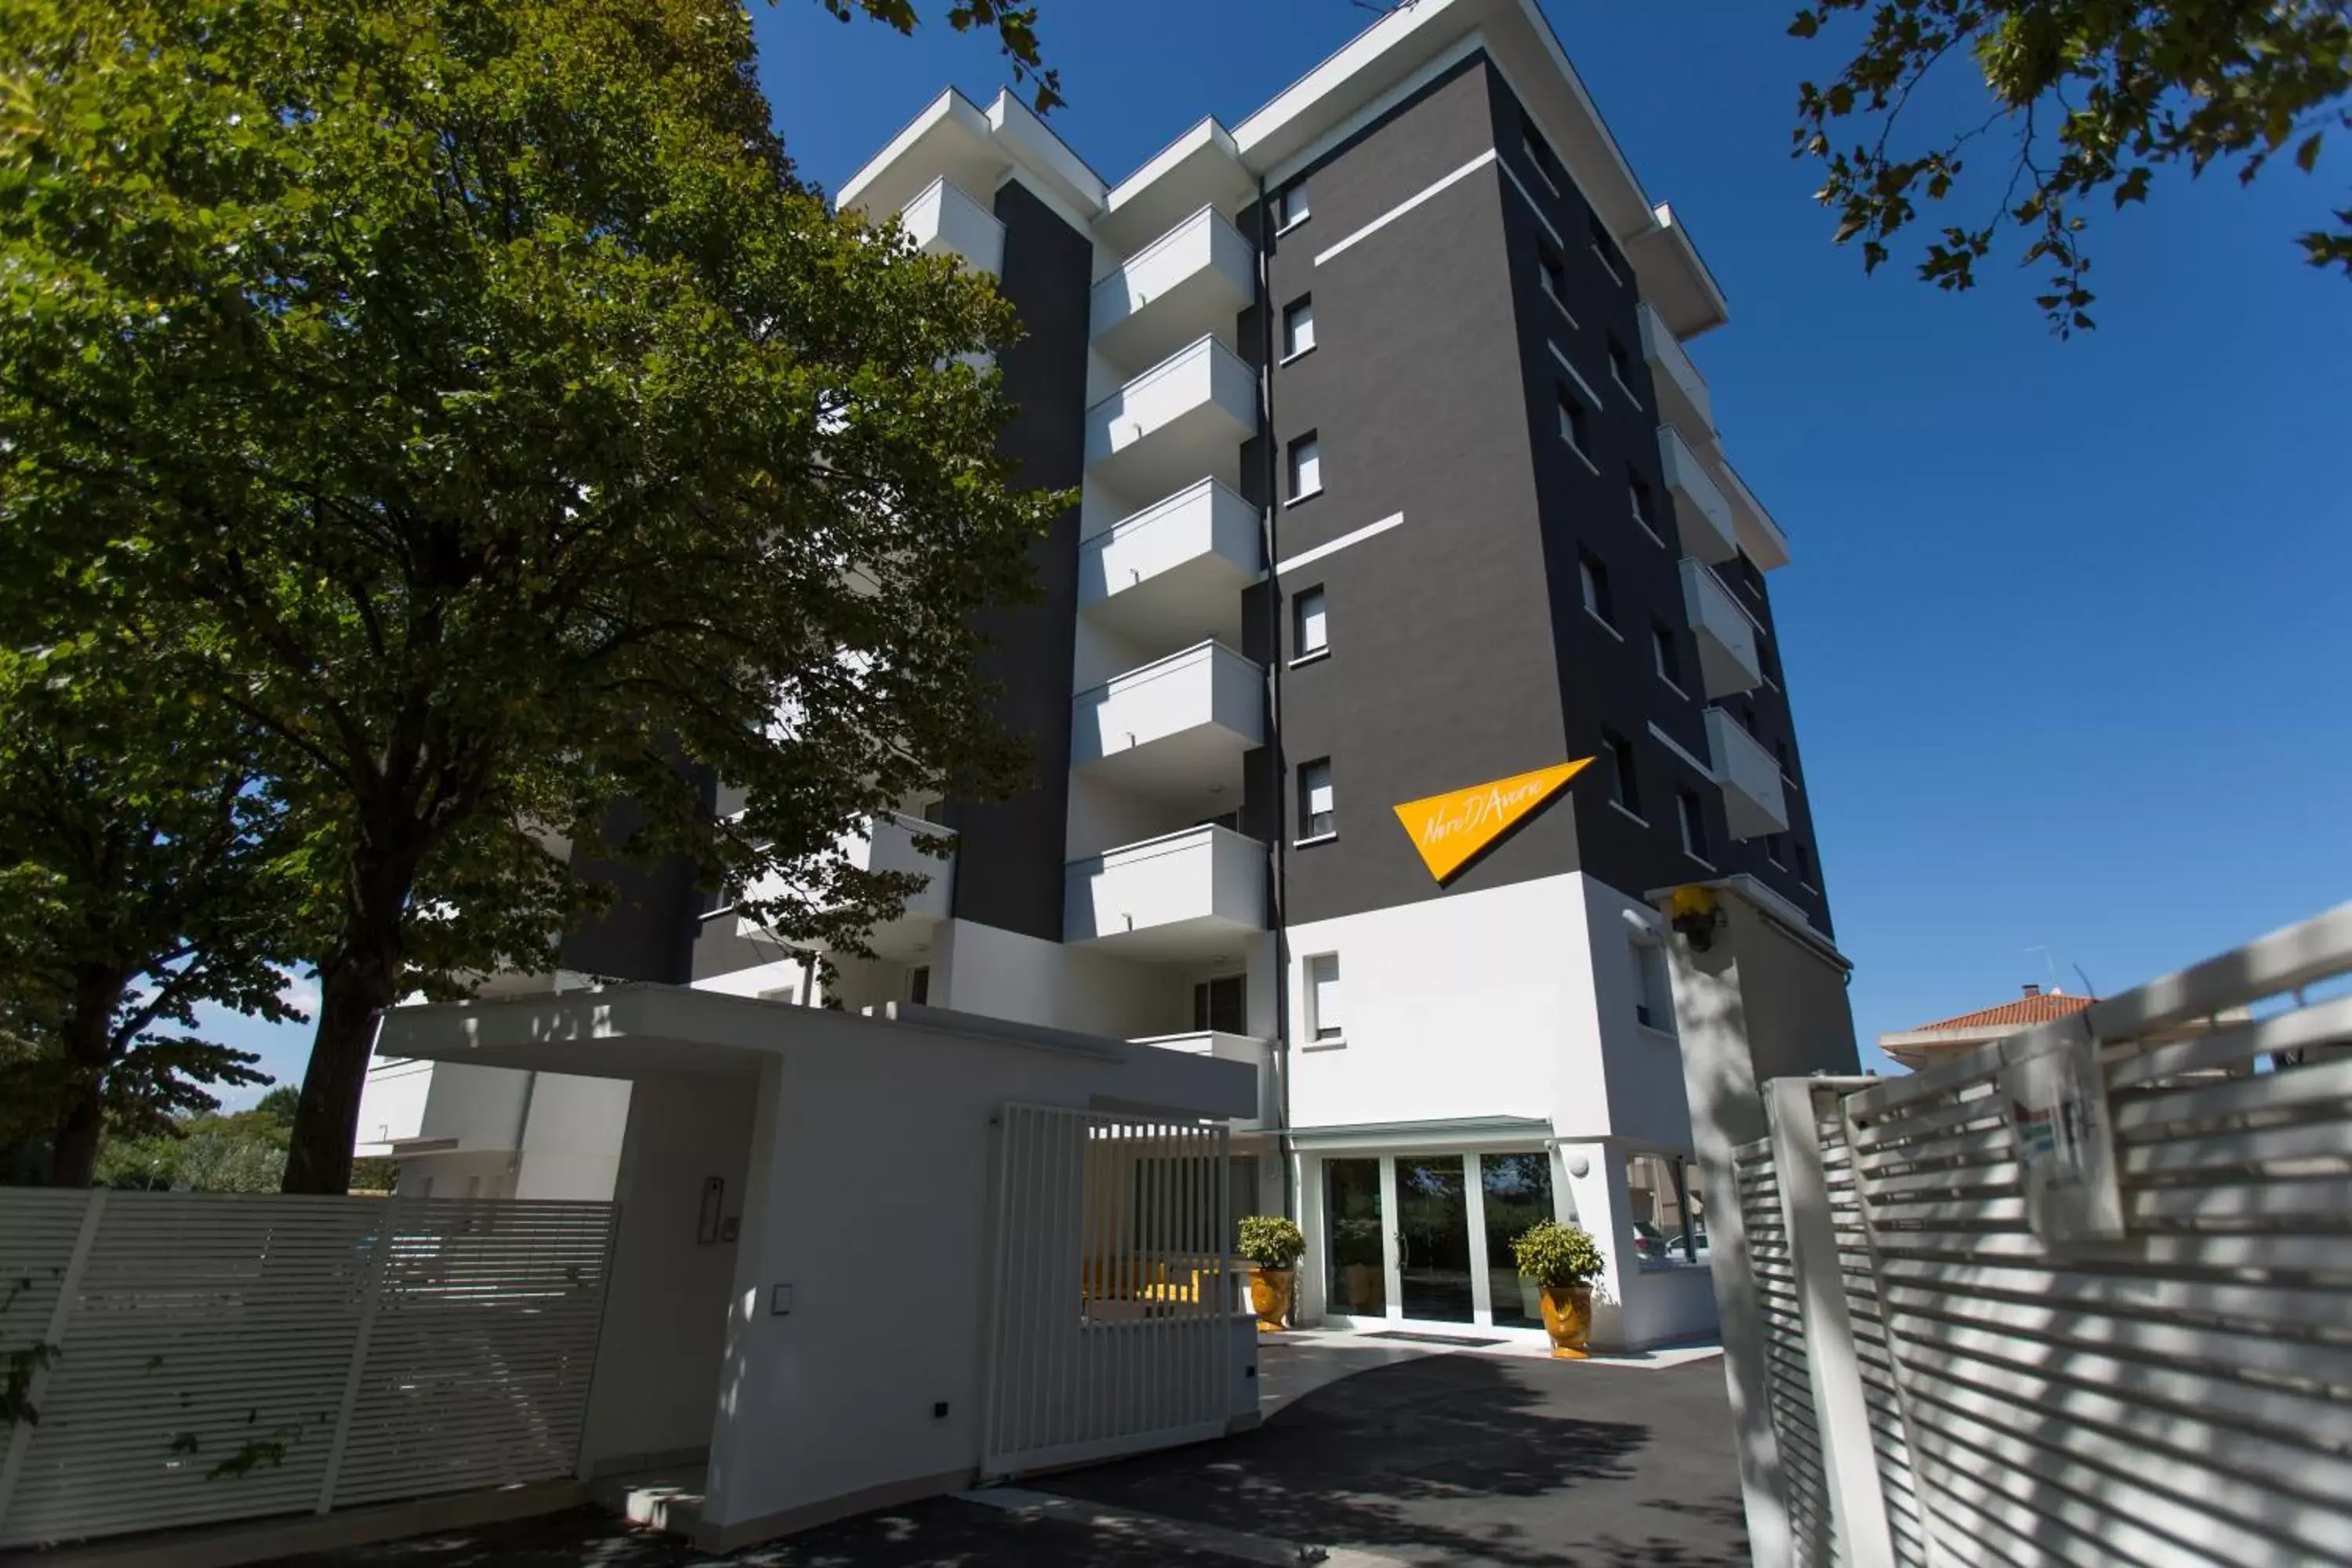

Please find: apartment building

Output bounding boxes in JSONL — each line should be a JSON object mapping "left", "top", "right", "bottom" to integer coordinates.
{"left": 358, "top": 0, "right": 1853, "bottom": 1349}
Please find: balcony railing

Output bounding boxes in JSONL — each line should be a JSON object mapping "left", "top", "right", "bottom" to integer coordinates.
{"left": 1090, "top": 205, "right": 1254, "bottom": 372}
{"left": 900, "top": 176, "right": 1005, "bottom": 275}
{"left": 735, "top": 811, "right": 956, "bottom": 960}
{"left": 1679, "top": 557, "right": 1762, "bottom": 697}
{"left": 1657, "top": 423, "right": 1739, "bottom": 565}
{"left": 1704, "top": 709, "right": 1788, "bottom": 840}
{"left": 1065, "top": 825, "right": 1266, "bottom": 957}
{"left": 1071, "top": 641, "right": 1263, "bottom": 799}
{"left": 1131, "top": 1029, "right": 1273, "bottom": 1127}
{"left": 1084, "top": 336, "right": 1257, "bottom": 503}
{"left": 1638, "top": 302, "right": 1713, "bottom": 439}
{"left": 1078, "top": 479, "right": 1261, "bottom": 652}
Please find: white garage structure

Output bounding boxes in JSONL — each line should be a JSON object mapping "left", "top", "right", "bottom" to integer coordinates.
{"left": 372, "top": 986, "right": 1263, "bottom": 1552}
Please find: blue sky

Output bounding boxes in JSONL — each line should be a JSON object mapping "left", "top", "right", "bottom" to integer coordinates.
{"left": 209, "top": 0, "right": 2352, "bottom": 1100}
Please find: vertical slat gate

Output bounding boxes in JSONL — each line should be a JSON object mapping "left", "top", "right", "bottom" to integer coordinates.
{"left": 982, "top": 1104, "right": 1231, "bottom": 1479}
{"left": 1735, "top": 1134, "right": 1836, "bottom": 1566}
{"left": 0, "top": 1192, "right": 613, "bottom": 1550}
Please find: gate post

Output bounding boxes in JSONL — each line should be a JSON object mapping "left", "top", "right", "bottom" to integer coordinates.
{"left": 1769, "top": 1080, "right": 1897, "bottom": 1564}
{"left": 315, "top": 1196, "right": 401, "bottom": 1513}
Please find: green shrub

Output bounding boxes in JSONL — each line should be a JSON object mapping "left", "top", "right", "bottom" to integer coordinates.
{"left": 1511, "top": 1219, "right": 1606, "bottom": 1287}
{"left": 1237, "top": 1214, "right": 1305, "bottom": 1269}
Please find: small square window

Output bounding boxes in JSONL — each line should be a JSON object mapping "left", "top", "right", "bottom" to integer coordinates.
{"left": 1279, "top": 181, "right": 1311, "bottom": 230}
{"left": 1630, "top": 471, "right": 1661, "bottom": 539}
{"left": 1294, "top": 585, "right": 1328, "bottom": 656}
{"left": 1299, "top": 757, "right": 1335, "bottom": 838}
{"left": 1653, "top": 623, "right": 1683, "bottom": 690}
{"left": 1559, "top": 389, "right": 1589, "bottom": 456}
{"left": 1307, "top": 953, "right": 1343, "bottom": 1040}
{"left": 1609, "top": 337, "right": 1637, "bottom": 397}
{"left": 1765, "top": 833, "right": 1787, "bottom": 868}
{"left": 1579, "top": 551, "right": 1613, "bottom": 626}
{"left": 1590, "top": 216, "right": 1624, "bottom": 285}
{"left": 1603, "top": 729, "right": 1640, "bottom": 817}
{"left": 1282, "top": 295, "right": 1316, "bottom": 359}
{"left": 1677, "top": 790, "right": 1710, "bottom": 862}
{"left": 1287, "top": 432, "right": 1323, "bottom": 502}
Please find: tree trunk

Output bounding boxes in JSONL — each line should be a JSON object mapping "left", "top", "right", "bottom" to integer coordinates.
{"left": 282, "top": 850, "right": 416, "bottom": 1195}
{"left": 45, "top": 978, "right": 125, "bottom": 1188}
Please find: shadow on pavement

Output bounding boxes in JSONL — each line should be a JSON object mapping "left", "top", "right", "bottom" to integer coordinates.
{"left": 1036, "top": 1346, "right": 1751, "bottom": 1568}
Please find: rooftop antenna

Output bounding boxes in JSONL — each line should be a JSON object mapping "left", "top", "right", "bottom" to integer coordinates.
{"left": 2025, "top": 945, "right": 2062, "bottom": 993}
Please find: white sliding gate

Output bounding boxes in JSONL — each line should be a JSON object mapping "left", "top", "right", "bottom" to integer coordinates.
{"left": 0, "top": 1192, "right": 613, "bottom": 1548}
{"left": 982, "top": 1104, "right": 1233, "bottom": 1478}
{"left": 1726, "top": 902, "right": 2352, "bottom": 1566}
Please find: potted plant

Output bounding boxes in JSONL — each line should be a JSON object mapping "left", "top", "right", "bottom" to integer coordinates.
{"left": 1237, "top": 1215, "right": 1306, "bottom": 1333}
{"left": 1511, "top": 1219, "right": 1606, "bottom": 1359}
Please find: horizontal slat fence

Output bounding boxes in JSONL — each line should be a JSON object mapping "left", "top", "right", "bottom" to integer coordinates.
{"left": 0, "top": 1192, "right": 612, "bottom": 1548}
{"left": 1740, "top": 903, "right": 2352, "bottom": 1567}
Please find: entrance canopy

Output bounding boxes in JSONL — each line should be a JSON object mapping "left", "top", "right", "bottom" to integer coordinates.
{"left": 375, "top": 985, "right": 1257, "bottom": 1120}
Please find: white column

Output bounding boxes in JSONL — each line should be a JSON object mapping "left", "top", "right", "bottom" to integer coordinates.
{"left": 1377, "top": 1156, "right": 1402, "bottom": 1322}
{"left": 1463, "top": 1152, "right": 1494, "bottom": 1326}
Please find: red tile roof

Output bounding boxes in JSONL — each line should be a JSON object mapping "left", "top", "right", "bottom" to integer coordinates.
{"left": 1908, "top": 992, "right": 2094, "bottom": 1034}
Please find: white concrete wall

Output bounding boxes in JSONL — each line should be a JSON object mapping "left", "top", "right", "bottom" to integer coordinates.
{"left": 1584, "top": 878, "right": 1698, "bottom": 1152}
{"left": 931, "top": 916, "right": 1188, "bottom": 1042}
{"left": 700, "top": 1016, "right": 1252, "bottom": 1539}
{"left": 578, "top": 1073, "right": 757, "bottom": 1475}
{"left": 354, "top": 1058, "right": 434, "bottom": 1151}
{"left": 514, "top": 1073, "right": 633, "bottom": 1202}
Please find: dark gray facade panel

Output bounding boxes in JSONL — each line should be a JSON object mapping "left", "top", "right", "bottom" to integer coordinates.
{"left": 560, "top": 797, "right": 699, "bottom": 984}
{"left": 1265, "top": 59, "right": 1579, "bottom": 925}
{"left": 942, "top": 179, "right": 1093, "bottom": 944}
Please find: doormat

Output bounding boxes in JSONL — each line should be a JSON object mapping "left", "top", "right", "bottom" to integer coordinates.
{"left": 1362, "top": 1330, "right": 1507, "bottom": 1348}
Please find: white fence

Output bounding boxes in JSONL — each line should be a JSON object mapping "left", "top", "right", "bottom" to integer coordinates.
{"left": 982, "top": 1104, "right": 1234, "bottom": 1478}
{"left": 0, "top": 1192, "right": 614, "bottom": 1548}
{"left": 1728, "top": 902, "right": 2352, "bottom": 1566}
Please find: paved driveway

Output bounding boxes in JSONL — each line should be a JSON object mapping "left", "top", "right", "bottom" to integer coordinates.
{"left": 278, "top": 1338, "right": 1746, "bottom": 1567}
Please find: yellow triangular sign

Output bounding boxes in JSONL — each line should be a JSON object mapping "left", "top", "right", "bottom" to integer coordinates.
{"left": 1392, "top": 759, "right": 1593, "bottom": 884}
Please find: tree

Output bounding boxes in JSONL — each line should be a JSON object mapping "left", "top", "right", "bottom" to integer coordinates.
{"left": 1791, "top": 0, "right": 2352, "bottom": 332}
{"left": 0, "top": 631, "right": 303, "bottom": 1185}
{"left": 0, "top": 0, "right": 1062, "bottom": 1193}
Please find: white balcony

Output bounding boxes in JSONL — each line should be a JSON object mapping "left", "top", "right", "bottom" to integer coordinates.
{"left": 1085, "top": 336, "right": 1258, "bottom": 501}
{"left": 1079, "top": 479, "right": 1261, "bottom": 650}
{"left": 1133, "top": 1030, "right": 1272, "bottom": 1128}
{"left": 1704, "top": 709, "right": 1789, "bottom": 840}
{"left": 899, "top": 176, "right": 1005, "bottom": 275}
{"left": 1718, "top": 461, "right": 1792, "bottom": 572}
{"left": 1638, "top": 303, "right": 1713, "bottom": 440}
{"left": 1065, "top": 825, "right": 1266, "bottom": 959}
{"left": 1091, "top": 205, "right": 1254, "bottom": 372}
{"left": 1657, "top": 424, "right": 1738, "bottom": 565}
{"left": 738, "top": 812, "right": 955, "bottom": 961}
{"left": 1679, "top": 558, "right": 1762, "bottom": 697}
{"left": 1072, "top": 641, "right": 1262, "bottom": 800}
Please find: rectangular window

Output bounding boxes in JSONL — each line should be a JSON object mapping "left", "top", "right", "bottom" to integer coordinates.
{"left": 1765, "top": 832, "right": 1787, "bottom": 868}
{"left": 1775, "top": 737, "right": 1796, "bottom": 782}
{"left": 1590, "top": 215, "right": 1624, "bottom": 285}
{"left": 1323, "top": 1156, "right": 1384, "bottom": 1312}
{"left": 1630, "top": 471, "right": 1661, "bottom": 540}
{"left": 1795, "top": 841, "right": 1815, "bottom": 885}
{"left": 1579, "top": 550, "right": 1613, "bottom": 626}
{"left": 1282, "top": 295, "right": 1316, "bottom": 359}
{"left": 1538, "top": 245, "right": 1567, "bottom": 307}
{"left": 1279, "top": 180, "right": 1311, "bottom": 230}
{"left": 1521, "top": 111, "right": 1560, "bottom": 191}
{"left": 1653, "top": 622, "right": 1683, "bottom": 691}
{"left": 1299, "top": 757, "right": 1335, "bottom": 838}
{"left": 1635, "top": 938, "right": 1675, "bottom": 1034}
{"left": 1192, "top": 974, "right": 1245, "bottom": 1034}
{"left": 1307, "top": 953, "right": 1343, "bottom": 1040}
{"left": 1603, "top": 728, "right": 1641, "bottom": 816}
{"left": 1558, "top": 388, "right": 1589, "bottom": 456}
{"left": 908, "top": 965, "right": 931, "bottom": 1005}
{"left": 1608, "top": 336, "right": 1637, "bottom": 398}
{"left": 1294, "top": 585, "right": 1328, "bottom": 656}
{"left": 1678, "top": 789, "right": 1710, "bottom": 862}
{"left": 1481, "top": 1153, "right": 1555, "bottom": 1329}
{"left": 1287, "top": 432, "right": 1322, "bottom": 502}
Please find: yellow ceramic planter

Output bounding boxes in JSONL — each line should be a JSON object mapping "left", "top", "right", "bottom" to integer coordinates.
{"left": 1540, "top": 1282, "right": 1594, "bottom": 1359}
{"left": 1249, "top": 1266, "right": 1294, "bottom": 1333}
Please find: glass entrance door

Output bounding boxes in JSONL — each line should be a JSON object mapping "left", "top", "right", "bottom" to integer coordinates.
{"left": 1396, "top": 1155, "right": 1474, "bottom": 1323}
{"left": 1322, "top": 1158, "right": 1387, "bottom": 1316}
